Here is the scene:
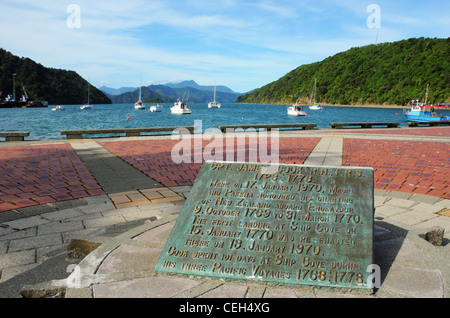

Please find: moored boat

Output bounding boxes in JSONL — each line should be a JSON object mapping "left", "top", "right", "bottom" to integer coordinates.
{"left": 149, "top": 104, "right": 163, "bottom": 112}
{"left": 309, "top": 103, "right": 323, "bottom": 110}
{"left": 287, "top": 105, "right": 307, "bottom": 116}
{"left": 134, "top": 85, "right": 146, "bottom": 110}
{"left": 308, "top": 78, "right": 323, "bottom": 110}
{"left": 171, "top": 99, "right": 192, "bottom": 114}
{"left": 403, "top": 101, "right": 450, "bottom": 122}
{"left": 403, "top": 85, "right": 450, "bottom": 122}
{"left": 52, "top": 105, "right": 65, "bottom": 111}
{"left": 80, "top": 104, "right": 93, "bottom": 110}
{"left": 208, "top": 82, "right": 221, "bottom": 108}
{"left": 81, "top": 78, "right": 93, "bottom": 110}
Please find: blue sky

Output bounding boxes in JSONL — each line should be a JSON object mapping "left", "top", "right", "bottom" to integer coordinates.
{"left": 0, "top": 0, "right": 448, "bottom": 93}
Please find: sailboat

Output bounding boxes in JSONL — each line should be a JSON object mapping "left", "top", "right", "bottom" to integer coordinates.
{"left": 134, "top": 77, "right": 146, "bottom": 110}
{"left": 208, "top": 81, "right": 221, "bottom": 108}
{"left": 309, "top": 78, "right": 323, "bottom": 110}
{"left": 80, "top": 78, "right": 93, "bottom": 110}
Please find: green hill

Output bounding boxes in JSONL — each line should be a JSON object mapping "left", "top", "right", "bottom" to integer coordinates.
{"left": 0, "top": 49, "right": 111, "bottom": 105}
{"left": 237, "top": 37, "right": 450, "bottom": 106}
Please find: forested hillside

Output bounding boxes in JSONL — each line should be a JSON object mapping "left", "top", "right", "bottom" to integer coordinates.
{"left": 237, "top": 38, "right": 449, "bottom": 106}
{"left": 0, "top": 49, "right": 111, "bottom": 105}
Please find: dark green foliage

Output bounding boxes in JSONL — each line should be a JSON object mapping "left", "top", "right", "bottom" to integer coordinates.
{"left": 0, "top": 49, "right": 111, "bottom": 104}
{"left": 237, "top": 38, "right": 450, "bottom": 106}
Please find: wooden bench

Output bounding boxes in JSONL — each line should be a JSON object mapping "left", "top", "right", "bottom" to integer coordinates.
{"left": 61, "top": 126, "right": 195, "bottom": 139}
{"left": 329, "top": 122, "right": 400, "bottom": 129}
{"left": 217, "top": 123, "right": 317, "bottom": 133}
{"left": 0, "top": 131, "right": 29, "bottom": 141}
{"left": 407, "top": 121, "right": 450, "bottom": 127}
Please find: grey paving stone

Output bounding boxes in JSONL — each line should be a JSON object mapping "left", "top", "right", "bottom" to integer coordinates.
{"left": 3, "top": 216, "right": 50, "bottom": 230}
{"left": 92, "top": 276, "right": 201, "bottom": 298}
{"left": 8, "top": 233, "right": 63, "bottom": 252}
{"left": 0, "top": 249, "right": 36, "bottom": 269}
{"left": 37, "top": 221, "right": 84, "bottom": 236}
{"left": 83, "top": 215, "right": 127, "bottom": 229}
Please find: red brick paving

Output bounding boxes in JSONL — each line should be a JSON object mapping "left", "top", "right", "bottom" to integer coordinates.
{"left": 343, "top": 139, "right": 449, "bottom": 199}
{"left": 102, "top": 136, "right": 448, "bottom": 199}
{"left": 0, "top": 132, "right": 448, "bottom": 213}
{"left": 99, "top": 137, "right": 321, "bottom": 187}
{"left": 0, "top": 144, "right": 104, "bottom": 212}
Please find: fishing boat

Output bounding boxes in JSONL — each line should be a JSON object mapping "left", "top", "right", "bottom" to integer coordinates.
{"left": 308, "top": 78, "right": 323, "bottom": 110}
{"left": 404, "top": 102, "right": 450, "bottom": 122}
{"left": 403, "top": 85, "right": 450, "bottom": 122}
{"left": 171, "top": 99, "right": 192, "bottom": 114}
{"left": 149, "top": 104, "right": 163, "bottom": 112}
{"left": 208, "top": 82, "right": 221, "bottom": 108}
{"left": 287, "top": 105, "right": 307, "bottom": 116}
{"left": 134, "top": 85, "right": 146, "bottom": 110}
{"left": 81, "top": 78, "right": 93, "bottom": 110}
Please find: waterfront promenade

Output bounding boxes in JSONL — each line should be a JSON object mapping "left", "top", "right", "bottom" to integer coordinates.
{"left": 0, "top": 126, "right": 448, "bottom": 298}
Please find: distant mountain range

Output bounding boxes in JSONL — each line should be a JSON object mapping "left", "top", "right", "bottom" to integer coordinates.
{"left": 100, "top": 80, "right": 243, "bottom": 104}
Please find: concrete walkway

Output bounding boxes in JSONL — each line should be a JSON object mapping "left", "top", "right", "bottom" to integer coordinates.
{"left": 0, "top": 128, "right": 448, "bottom": 298}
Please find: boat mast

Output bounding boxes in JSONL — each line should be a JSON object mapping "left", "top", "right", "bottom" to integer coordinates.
{"left": 139, "top": 74, "right": 142, "bottom": 101}
{"left": 87, "top": 77, "right": 90, "bottom": 105}
{"left": 313, "top": 78, "right": 317, "bottom": 104}
{"left": 425, "top": 83, "right": 429, "bottom": 105}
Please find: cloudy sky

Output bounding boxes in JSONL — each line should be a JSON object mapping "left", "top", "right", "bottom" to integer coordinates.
{"left": 0, "top": 0, "right": 448, "bottom": 93}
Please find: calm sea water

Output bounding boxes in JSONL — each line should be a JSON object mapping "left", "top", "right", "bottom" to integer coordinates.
{"left": 0, "top": 103, "right": 411, "bottom": 140}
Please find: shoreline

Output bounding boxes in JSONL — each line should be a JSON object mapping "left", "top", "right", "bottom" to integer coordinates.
{"left": 235, "top": 102, "right": 410, "bottom": 109}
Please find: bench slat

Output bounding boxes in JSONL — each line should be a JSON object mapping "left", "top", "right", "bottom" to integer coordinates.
{"left": 218, "top": 123, "right": 316, "bottom": 132}
{"left": 61, "top": 127, "right": 195, "bottom": 139}
{"left": 330, "top": 122, "right": 399, "bottom": 129}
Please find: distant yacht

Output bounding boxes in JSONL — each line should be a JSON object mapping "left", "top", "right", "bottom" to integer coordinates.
{"left": 134, "top": 83, "right": 146, "bottom": 110}
{"left": 208, "top": 82, "right": 221, "bottom": 108}
{"left": 52, "top": 105, "right": 65, "bottom": 111}
{"left": 80, "top": 78, "right": 93, "bottom": 110}
{"left": 308, "top": 78, "right": 323, "bottom": 110}
{"left": 149, "top": 104, "right": 163, "bottom": 112}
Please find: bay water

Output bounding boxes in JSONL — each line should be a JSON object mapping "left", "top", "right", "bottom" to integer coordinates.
{"left": 0, "top": 103, "right": 408, "bottom": 140}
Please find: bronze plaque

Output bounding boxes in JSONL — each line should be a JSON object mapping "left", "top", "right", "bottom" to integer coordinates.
{"left": 155, "top": 161, "right": 374, "bottom": 289}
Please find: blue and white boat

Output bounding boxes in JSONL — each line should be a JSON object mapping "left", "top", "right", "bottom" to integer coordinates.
{"left": 403, "top": 102, "right": 450, "bottom": 122}
{"left": 404, "top": 85, "right": 450, "bottom": 122}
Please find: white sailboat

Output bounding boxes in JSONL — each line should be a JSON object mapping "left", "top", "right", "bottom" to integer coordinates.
{"left": 80, "top": 78, "right": 93, "bottom": 110}
{"left": 208, "top": 82, "right": 221, "bottom": 108}
{"left": 309, "top": 78, "right": 323, "bottom": 110}
{"left": 134, "top": 78, "right": 146, "bottom": 110}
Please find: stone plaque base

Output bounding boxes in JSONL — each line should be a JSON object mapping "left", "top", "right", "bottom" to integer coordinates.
{"left": 155, "top": 161, "right": 374, "bottom": 289}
